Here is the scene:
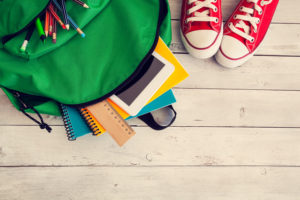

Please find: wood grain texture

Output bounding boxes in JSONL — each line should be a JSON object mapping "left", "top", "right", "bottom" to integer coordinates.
{"left": 1, "top": 167, "right": 300, "bottom": 200}
{"left": 1, "top": 89, "right": 300, "bottom": 127}
{"left": 175, "top": 55, "right": 300, "bottom": 90}
{"left": 1, "top": 126, "right": 300, "bottom": 166}
{"left": 169, "top": 0, "right": 299, "bottom": 23}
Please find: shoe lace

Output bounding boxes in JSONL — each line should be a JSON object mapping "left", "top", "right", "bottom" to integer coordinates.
{"left": 186, "top": 0, "right": 219, "bottom": 23}
{"left": 229, "top": 0, "right": 272, "bottom": 42}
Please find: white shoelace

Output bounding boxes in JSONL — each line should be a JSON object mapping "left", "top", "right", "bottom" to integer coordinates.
{"left": 229, "top": 0, "right": 272, "bottom": 42}
{"left": 186, "top": 0, "right": 219, "bottom": 23}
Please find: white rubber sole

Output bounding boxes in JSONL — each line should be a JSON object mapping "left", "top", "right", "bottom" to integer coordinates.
{"left": 215, "top": 48, "right": 258, "bottom": 68}
{"left": 180, "top": 25, "right": 223, "bottom": 59}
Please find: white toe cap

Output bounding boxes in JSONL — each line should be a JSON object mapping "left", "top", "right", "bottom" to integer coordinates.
{"left": 220, "top": 35, "right": 249, "bottom": 59}
{"left": 185, "top": 30, "right": 218, "bottom": 49}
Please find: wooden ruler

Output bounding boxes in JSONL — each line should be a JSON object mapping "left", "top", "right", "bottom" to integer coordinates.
{"left": 86, "top": 100, "right": 136, "bottom": 146}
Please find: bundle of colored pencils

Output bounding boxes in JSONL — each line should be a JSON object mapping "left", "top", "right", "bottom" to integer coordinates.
{"left": 20, "top": 0, "right": 89, "bottom": 52}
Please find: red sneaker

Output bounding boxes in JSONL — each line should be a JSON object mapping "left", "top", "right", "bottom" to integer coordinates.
{"left": 216, "top": 0, "right": 279, "bottom": 68}
{"left": 180, "top": 0, "right": 223, "bottom": 59}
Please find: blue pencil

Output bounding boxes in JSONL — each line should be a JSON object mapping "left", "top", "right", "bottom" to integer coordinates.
{"left": 52, "top": 0, "right": 85, "bottom": 38}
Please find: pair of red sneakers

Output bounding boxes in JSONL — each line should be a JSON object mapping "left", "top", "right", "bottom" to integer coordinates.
{"left": 181, "top": 0, "right": 279, "bottom": 68}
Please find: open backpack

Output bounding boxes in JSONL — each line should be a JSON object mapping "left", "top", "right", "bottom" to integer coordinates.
{"left": 0, "top": 0, "right": 180, "bottom": 136}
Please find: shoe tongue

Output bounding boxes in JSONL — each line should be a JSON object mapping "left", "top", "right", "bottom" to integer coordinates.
{"left": 190, "top": 1, "right": 213, "bottom": 30}
{"left": 233, "top": 1, "right": 257, "bottom": 44}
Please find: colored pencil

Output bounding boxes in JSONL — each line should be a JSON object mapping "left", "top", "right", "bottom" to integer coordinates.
{"left": 48, "top": 4, "right": 66, "bottom": 29}
{"left": 72, "top": 0, "right": 89, "bottom": 8}
{"left": 60, "top": 0, "right": 69, "bottom": 30}
{"left": 52, "top": 0, "right": 86, "bottom": 38}
{"left": 35, "top": 18, "right": 46, "bottom": 43}
{"left": 49, "top": 12, "right": 53, "bottom": 36}
{"left": 20, "top": 25, "right": 35, "bottom": 52}
{"left": 52, "top": 8, "right": 57, "bottom": 43}
{"left": 44, "top": 10, "right": 50, "bottom": 37}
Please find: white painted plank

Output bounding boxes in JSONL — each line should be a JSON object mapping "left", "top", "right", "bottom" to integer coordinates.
{"left": 172, "top": 89, "right": 300, "bottom": 127}
{"left": 0, "top": 89, "right": 300, "bottom": 127}
{"left": 169, "top": 0, "right": 299, "bottom": 23}
{"left": 175, "top": 55, "right": 300, "bottom": 90}
{"left": 170, "top": 21, "right": 300, "bottom": 56}
{"left": 1, "top": 126, "right": 300, "bottom": 166}
{"left": 1, "top": 167, "right": 300, "bottom": 200}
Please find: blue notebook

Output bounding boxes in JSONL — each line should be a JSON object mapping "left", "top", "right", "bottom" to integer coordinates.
{"left": 61, "top": 89, "right": 176, "bottom": 140}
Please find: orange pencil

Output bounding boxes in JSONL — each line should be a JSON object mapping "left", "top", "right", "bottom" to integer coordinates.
{"left": 49, "top": 12, "right": 53, "bottom": 36}
{"left": 48, "top": 4, "right": 66, "bottom": 29}
{"left": 44, "top": 10, "right": 50, "bottom": 37}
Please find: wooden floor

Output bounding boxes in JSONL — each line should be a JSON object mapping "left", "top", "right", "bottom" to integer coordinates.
{"left": 1, "top": 0, "right": 300, "bottom": 199}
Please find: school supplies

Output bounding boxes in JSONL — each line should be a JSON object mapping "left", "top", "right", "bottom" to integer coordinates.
{"left": 20, "top": 25, "right": 35, "bottom": 52}
{"left": 60, "top": 0, "right": 70, "bottom": 30}
{"left": 35, "top": 18, "right": 46, "bottom": 43}
{"left": 60, "top": 104, "right": 91, "bottom": 140}
{"left": 79, "top": 108, "right": 105, "bottom": 136}
{"left": 109, "top": 37, "right": 189, "bottom": 116}
{"left": 48, "top": 4, "right": 66, "bottom": 30}
{"left": 52, "top": 13, "right": 57, "bottom": 43}
{"left": 151, "top": 37, "right": 189, "bottom": 102}
{"left": 79, "top": 89, "right": 176, "bottom": 137}
{"left": 72, "top": 0, "right": 89, "bottom": 8}
{"left": 110, "top": 52, "right": 175, "bottom": 116}
{"left": 44, "top": 11, "right": 50, "bottom": 37}
{"left": 0, "top": 0, "right": 176, "bottom": 135}
{"left": 49, "top": 13, "right": 54, "bottom": 36}
{"left": 85, "top": 100, "right": 136, "bottom": 146}
{"left": 52, "top": 0, "right": 85, "bottom": 37}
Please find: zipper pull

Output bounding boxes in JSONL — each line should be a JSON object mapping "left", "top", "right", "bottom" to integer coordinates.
{"left": 13, "top": 91, "right": 52, "bottom": 133}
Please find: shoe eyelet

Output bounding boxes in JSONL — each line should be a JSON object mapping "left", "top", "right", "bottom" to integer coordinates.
{"left": 214, "top": 7, "right": 218, "bottom": 12}
{"left": 256, "top": 19, "right": 260, "bottom": 24}
{"left": 213, "top": 0, "right": 217, "bottom": 2}
{"left": 185, "top": 19, "right": 188, "bottom": 24}
{"left": 239, "top": 6, "right": 243, "bottom": 11}
{"left": 234, "top": 15, "right": 237, "bottom": 19}
{"left": 258, "top": 10, "right": 263, "bottom": 15}
{"left": 250, "top": 38, "right": 255, "bottom": 43}
{"left": 215, "top": 18, "right": 219, "bottom": 23}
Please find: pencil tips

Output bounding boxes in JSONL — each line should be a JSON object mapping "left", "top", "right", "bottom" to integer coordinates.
{"left": 66, "top": 24, "right": 70, "bottom": 30}
{"left": 81, "top": 33, "right": 86, "bottom": 38}
{"left": 83, "top": 4, "right": 89, "bottom": 8}
{"left": 62, "top": 24, "right": 67, "bottom": 29}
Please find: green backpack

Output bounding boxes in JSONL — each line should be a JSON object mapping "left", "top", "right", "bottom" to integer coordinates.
{"left": 0, "top": 0, "right": 174, "bottom": 131}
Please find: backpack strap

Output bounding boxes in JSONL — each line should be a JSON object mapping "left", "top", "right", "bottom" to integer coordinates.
{"left": 138, "top": 105, "right": 176, "bottom": 130}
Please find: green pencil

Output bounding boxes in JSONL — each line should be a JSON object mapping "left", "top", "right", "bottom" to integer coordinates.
{"left": 35, "top": 18, "right": 46, "bottom": 43}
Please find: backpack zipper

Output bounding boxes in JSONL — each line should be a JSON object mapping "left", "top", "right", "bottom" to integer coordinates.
{"left": 1, "top": 0, "right": 53, "bottom": 45}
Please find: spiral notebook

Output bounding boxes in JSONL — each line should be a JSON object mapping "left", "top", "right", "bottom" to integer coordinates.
{"left": 61, "top": 89, "right": 176, "bottom": 140}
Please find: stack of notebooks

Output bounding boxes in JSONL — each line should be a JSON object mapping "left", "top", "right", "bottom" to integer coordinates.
{"left": 60, "top": 37, "right": 189, "bottom": 146}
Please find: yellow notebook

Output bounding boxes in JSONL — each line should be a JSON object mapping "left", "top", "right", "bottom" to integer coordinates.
{"left": 108, "top": 37, "right": 189, "bottom": 112}
{"left": 81, "top": 37, "right": 189, "bottom": 136}
{"left": 150, "top": 37, "right": 189, "bottom": 102}
{"left": 80, "top": 108, "right": 106, "bottom": 136}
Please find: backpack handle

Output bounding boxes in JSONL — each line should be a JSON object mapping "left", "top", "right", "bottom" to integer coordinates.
{"left": 138, "top": 105, "right": 176, "bottom": 130}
